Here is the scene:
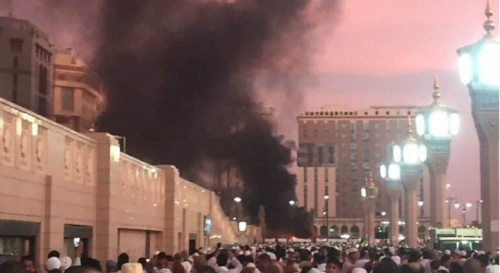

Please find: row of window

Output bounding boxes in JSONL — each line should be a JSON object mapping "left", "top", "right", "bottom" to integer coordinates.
{"left": 303, "top": 110, "right": 414, "bottom": 116}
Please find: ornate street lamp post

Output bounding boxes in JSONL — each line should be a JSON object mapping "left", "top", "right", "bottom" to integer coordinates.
{"left": 361, "top": 172, "right": 378, "bottom": 245}
{"left": 390, "top": 120, "right": 427, "bottom": 247}
{"left": 415, "top": 78, "right": 459, "bottom": 227}
{"left": 457, "top": 0, "right": 499, "bottom": 251}
{"left": 379, "top": 161, "right": 402, "bottom": 245}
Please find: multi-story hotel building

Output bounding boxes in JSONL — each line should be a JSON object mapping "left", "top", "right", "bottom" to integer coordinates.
{"left": 53, "top": 48, "right": 106, "bottom": 132}
{"left": 0, "top": 16, "right": 54, "bottom": 118}
{"left": 297, "top": 105, "right": 434, "bottom": 222}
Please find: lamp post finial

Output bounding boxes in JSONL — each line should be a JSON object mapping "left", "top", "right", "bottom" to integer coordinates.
{"left": 484, "top": 0, "right": 495, "bottom": 35}
{"left": 432, "top": 76, "right": 441, "bottom": 104}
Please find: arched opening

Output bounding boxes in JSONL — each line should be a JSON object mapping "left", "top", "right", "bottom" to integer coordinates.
{"left": 320, "top": 225, "right": 328, "bottom": 238}
{"left": 350, "top": 225, "right": 360, "bottom": 237}
{"left": 384, "top": 226, "right": 389, "bottom": 232}
{"left": 341, "top": 225, "right": 349, "bottom": 234}
{"left": 312, "top": 226, "right": 319, "bottom": 238}
{"left": 399, "top": 225, "right": 405, "bottom": 234}
{"left": 330, "top": 225, "right": 339, "bottom": 236}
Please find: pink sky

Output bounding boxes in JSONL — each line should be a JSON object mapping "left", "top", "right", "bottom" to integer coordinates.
{"left": 4, "top": 0, "right": 498, "bottom": 222}
{"left": 295, "top": 0, "right": 499, "bottom": 221}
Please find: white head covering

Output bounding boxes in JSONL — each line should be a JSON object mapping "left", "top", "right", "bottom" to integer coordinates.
{"left": 460, "top": 251, "right": 467, "bottom": 257}
{"left": 353, "top": 268, "right": 367, "bottom": 273}
{"left": 182, "top": 261, "right": 192, "bottom": 273}
{"left": 388, "top": 247, "right": 396, "bottom": 255}
{"left": 60, "top": 256, "right": 72, "bottom": 270}
{"left": 247, "top": 263, "right": 257, "bottom": 268}
{"left": 267, "top": 252, "right": 277, "bottom": 260}
{"left": 444, "top": 250, "right": 451, "bottom": 255}
{"left": 347, "top": 248, "right": 358, "bottom": 254}
{"left": 391, "top": 256, "right": 401, "bottom": 265}
{"left": 46, "top": 257, "right": 61, "bottom": 271}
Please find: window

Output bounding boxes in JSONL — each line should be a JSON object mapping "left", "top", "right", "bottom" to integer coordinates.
{"left": 13, "top": 57, "right": 19, "bottom": 70}
{"left": 328, "top": 147, "right": 334, "bottom": 163}
{"left": 38, "top": 64, "right": 48, "bottom": 95}
{"left": 318, "top": 146, "right": 324, "bottom": 164}
{"left": 307, "top": 146, "right": 313, "bottom": 165}
{"left": 37, "top": 96, "right": 48, "bottom": 117}
{"left": 61, "top": 87, "right": 75, "bottom": 110}
{"left": 9, "top": 39, "right": 23, "bottom": 53}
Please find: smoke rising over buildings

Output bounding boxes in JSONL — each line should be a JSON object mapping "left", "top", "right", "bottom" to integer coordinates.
{"left": 0, "top": 0, "right": 340, "bottom": 232}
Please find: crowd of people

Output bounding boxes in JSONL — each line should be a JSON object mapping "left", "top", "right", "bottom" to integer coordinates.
{"left": 0, "top": 243, "right": 498, "bottom": 273}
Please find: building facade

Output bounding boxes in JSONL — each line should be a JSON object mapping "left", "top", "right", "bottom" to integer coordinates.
{"left": 0, "top": 16, "right": 54, "bottom": 118}
{"left": 297, "top": 106, "right": 434, "bottom": 222}
{"left": 296, "top": 166, "right": 336, "bottom": 218}
{"left": 53, "top": 49, "right": 105, "bottom": 132}
{"left": 0, "top": 98, "right": 259, "bottom": 269}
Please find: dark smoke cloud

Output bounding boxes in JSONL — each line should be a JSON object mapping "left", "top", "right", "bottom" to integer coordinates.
{"left": 93, "top": 0, "right": 340, "bottom": 232}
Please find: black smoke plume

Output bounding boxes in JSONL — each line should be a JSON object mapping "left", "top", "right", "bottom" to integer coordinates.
{"left": 94, "top": 0, "right": 339, "bottom": 234}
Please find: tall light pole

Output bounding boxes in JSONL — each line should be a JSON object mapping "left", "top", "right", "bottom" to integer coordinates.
{"left": 446, "top": 197, "right": 459, "bottom": 227}
{"left": 390, "top": 120, "right": 427, "bottom": 247}
{"left": 324, "top": 195, "right": 329, "bottom": 239}
{"left": 361, "top": 172, "right": 378, "bottom": 245}
{"left": 415, "top": 78, "right": 459, "bottom": 228}
{"left": 476, "top": 199, "right": 483, "bottom": 225}
{"left": 234, "top": 196, "right": 242, "bottom": 221}
{"left": 379, "top": 161, "right": 402, "bottom": 245}
{"left": 418, "top": 201, "right": 424, "bottom": 218}
{"left": 457, "top": 0, "right": 499, "bottom": 251}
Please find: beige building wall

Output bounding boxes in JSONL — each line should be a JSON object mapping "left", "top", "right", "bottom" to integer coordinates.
{"left": 296, "top": 167, "right": 336, "bottom": 218}
{"left": 297, "top": 106, "right": 433, "bottom": 220}
{"left": 53, "top": 49, "right": 105, "bottom": 132}
{"left": 0, "top": 98, "right": 258, "bottom": 269}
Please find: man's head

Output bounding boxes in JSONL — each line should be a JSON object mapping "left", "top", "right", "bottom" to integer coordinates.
{"left": 464, "top": 258, "right": 484, "bottom": 273}
{"left": 117, "top": 253, "right": 130, "bottom": 271}
{"left": 66, "top": 266, "right": 101, "bottom": 273}
{"left": 440, "top": 254, "right": 452, "bottom": 268}
{"left": 48, "top": 251, "right": 60, "bottom": 259}
{"left": 157, "top": 252, "right": 169, "bottom": 269}
{"left": 21, "top": 256, "right": 36, "bottom": 273}
{"left": 256, "top": 254, "right": 272, "bottom": 272}
{"left": 475, "top": 254, "right": 490, "bottom": 269}
{"left": 106, "top": 260, "right": 118, "bottom": 273}
{"left": 216, "top": 251, "right": 229, "bottom": 267}
{"left": 347, "top": 248, "right": 359, "bottom": 262}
